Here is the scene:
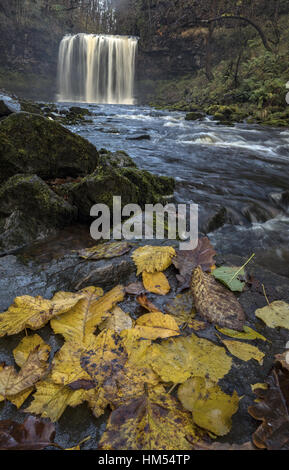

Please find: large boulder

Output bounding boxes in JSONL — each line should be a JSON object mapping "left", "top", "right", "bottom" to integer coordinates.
{"left": 68, "top": 167, "right": 175, "bottom": 221}
{"left": 0, "top": 113, "right": 99, "bottom": 183}
{"left": 0, "top": 99, "right": 14, "bottom": 118}
{"left": 0, "top": 174, "right": 77, "bottom": 254}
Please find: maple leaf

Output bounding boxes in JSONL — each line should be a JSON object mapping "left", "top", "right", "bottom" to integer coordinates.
{"left": 172, "top": 237, "right": 216, "bottom": 289}
{"left": 191, "top": 266, "right": 245, "bottom": 330}
{"left": 248, "top": 364, "right": 289, "bottom": 450}
{"left": 0, "top": 416, "right": 55, "bottom": 450}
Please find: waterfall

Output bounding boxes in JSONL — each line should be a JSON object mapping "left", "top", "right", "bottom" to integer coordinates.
{"left": 57, "top": 34, "right": 138, "bottom": 105}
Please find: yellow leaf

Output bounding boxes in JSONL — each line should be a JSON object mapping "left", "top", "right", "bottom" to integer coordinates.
{"left": 99, "top": 306, "right": 133, "bottom": 333}
{"left": 142, "top": 271, "right": 170, "bottom": 295}
{"left": 216, "top": 325, "right": 267, "bottom": 342}
{"left": 255, "top": 301, "right": 289, "bottom": 330}
{"left": 0, "top": 293, "right": 84, "bottom": 337}
{"left": 251, "top": 383, "right": 268, "bottom": 392}
{"left": 178, "top": 377, "right": 239, "bottom": 436}
{"left": 0, "top": 343, "right": 50, "bottom": 397}
{"left": 78, "top": 241, "right": 131, "bottom": 260}
{"left": 50, "top": 285, "right": 124, "bottom": 346}
{"left": 132, "top": 245, "right": 176, "bottom": 275}
{"left": 149, "top": 334, "right": 232, "bottom": 384}
{"left": 222, "top": 339, "right": 265, "bottom": 364}
{"left": 13, "top": 334, "right": 49, "bottom": 367}
{"left": 134, "top": 312, "right": 180, "bottom": 340}
{"left": 98, "top": 386, "right": 199, "bottom": 450}
{"left": 51, "top": 341, "right": 92, "bottom": 387}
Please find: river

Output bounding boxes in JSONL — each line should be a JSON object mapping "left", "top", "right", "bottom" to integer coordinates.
{"left": 60, "top": 103, "right": 289, "bottom": 277}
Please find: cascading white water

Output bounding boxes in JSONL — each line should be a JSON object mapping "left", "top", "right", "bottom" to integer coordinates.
{"left": 57, "top": 34, "right": 138, "bottom": 104}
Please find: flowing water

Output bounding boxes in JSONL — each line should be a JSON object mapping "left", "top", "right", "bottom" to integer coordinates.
{"left": 58, "top": 103, "right": 289, "bottom": 276}
{"left": 57, "top": 34, "right": 138, "bottom": 104}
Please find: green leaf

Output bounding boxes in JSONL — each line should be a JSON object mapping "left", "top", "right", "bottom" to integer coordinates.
{"left": 213, "top": 266, "right": 245, "bottom": 292}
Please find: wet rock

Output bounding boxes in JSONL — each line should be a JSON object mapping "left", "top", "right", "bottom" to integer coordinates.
{"left": 68, "top": 166, "right": 174, "bottom": 221}
{"left": 0, "top": 99, "right": 14, "bottom": 118}
{"left": 0, "top": 174, "right": 77, "bottom": 254}
{"left": 98, "top": 149, "right": 137, "bottom": 168}
{"left": 185, "top": 111, "right": 203, "bottom": 121}
{"left": 0, "top": 113, "right": 99, "bottom": 182}
{"left": 270, "top": 190, "right": 289, "bottom": 212}
{"left": 69, "top": 106, "right": 92, "bottom": 116}
{"left": 126, "top": 134, "right": 151, "bottom": 140}
{"left": 242, "top": 202, "right": 279, "bottom": 223}
{"left": 203, "top": 206, "right": 244, "bottom": 233}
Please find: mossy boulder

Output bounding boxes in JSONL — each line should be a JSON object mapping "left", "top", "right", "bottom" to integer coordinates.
{"left": 0, "top": 113, "right": 99, "bottom": 183}
{"left": 205, "top": 105, "right": 247, "bottom": 125}
{"left": 0, "top": 174, "right": 77, "bottom": 254}
{"left": 185, "top": 112, "right": 204, "bottom": 121}
{"left": 98, "top": 149, "right": 137, "bottom": 169}
{"left": 0, "top": 99, "right": 14, "bottom": 118}
{"left": 69, "top": 167, "right": 175, "bottom": 221}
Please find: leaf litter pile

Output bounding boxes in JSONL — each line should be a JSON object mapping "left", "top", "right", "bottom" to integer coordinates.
{"left": 0, "top": 237, "right": 289, "bottom": 450}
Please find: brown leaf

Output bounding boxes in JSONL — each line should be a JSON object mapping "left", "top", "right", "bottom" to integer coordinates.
{"left": 191, "top": 266, "right": 245, "bottom": 330}
{"left": 136, "top": 294, "right": 159, "bottom": 312}
{"left": 191, "top": 439, "right": 255, "bottom": 450}
{"left": 0, "top": 416, "right": 55, "bottom": 450}
{"left": 248, "top": 364, "right": 289, "bottom": 450}
{"left": 125, "top": 283, "right": 146, "bottom": 296}
{"left": 172, "top": 237, "right": 216, "bottom": 289}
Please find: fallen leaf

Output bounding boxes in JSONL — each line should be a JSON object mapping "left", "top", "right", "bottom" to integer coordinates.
{"left": 136, "top": 294, "right": 159, "bottom": 312}
{"left": 251, "top": 383, "right": 268, "bottom": 392}
{"left": 248, "top": 364, "right": 289, "bottom": 449}
{"left": 98, "top": 386, "right": 199, "bottom": 450}
{"left": 78, "top": 241, "right": 131, "bottom": 260}
{"left": 149, "top": 334, "right": 232, "bottom": 384}
{"left": 0, "top": 416, "right": 55, "bottom": 450}
{"left": 178, "top": 377, "right": 239, "bottom": 436}
{"left": 132, "top": 245, "right": 176, "bottom": 276}
{"left": 0, "top": 293, "right": 84, "bottom": 337}
{"left": 134, "top": 312, "right": 180, "bottom": 340}
{"left": 191, "top": 440, "right": 255, "bottom": 450}
{"left": 164, "top": 292, "right": 195, "bottom": 325}
{"left": 221, "top": 339, "right": 265, "bottom": 365}
{"left": 255, "top": 301, "right": 289, "bottom": 330}
{"left": 51, "top": 285, "right": 124, "bottom": 346}
{"left": 191, "top": 266, "right": 245, "bottom": 331}
{"left": 172, "top": 237, "right": 216, "bottom": 289}
{"left": 125, "top": 282, "right": 146, "bottom": 295}
{"left": 216, "top": 325, "right": 267, "bottom": 342}
{"left": 99, "top": 306, "right": 133, "bottom": 333}
{"left": 13, "top": 334, "right": 49, "bottom": 367}
{"left": 213, "top": 266, "right": 245, "bottom": 292}
{"left": 0, "top": 343, "right": 50, "bottom": 398}
{"left": 142, "top": 271, "right": 170, "bottom": 295}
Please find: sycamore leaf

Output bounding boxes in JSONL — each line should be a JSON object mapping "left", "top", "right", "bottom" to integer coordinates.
{"left": 191, "top": 266, "right": 245, "bottom": 331}
{"left": 149, "top": 334, "right": 232, "bottom": 384}
{"left": 142, "top": 271, "right": 170, "bottom": 295}
{"left": 98, "top": 386, "right": 199, "bottom": 450}
{"left": 248, "top": 365, "right": 289, "bottom": 449}
{"left": 164, "top": 292, "right": 195, "bottom": 325}
{"left": 132, "top": 245, "right": 176, "bottom": 276}
{"left": 0, "top": 343, "right": 50, "bottom": 398}
{"left": 134, "top": 312, "right": 180, "bottom": 340}
{"left": 255, "top": 301, "right": 289, "bottom": 330}
{"left": 0, "top": 293, "right": 84, "bottom": 337}
{"left": 50, "top": 285, "right": 124, "bottom": 346}
{"left": 78, "top": 241, "right": 131, "bottom": 260}
{"left": 216, "top": 325, "right": 267, "bottom": 342}
{"left": 80, "top": 329, "right": 128, "bottom": 391}
{"left": 99, "top": 306, "right": 133, "bottom": 333}
{"left": 178, "top": 377, "right": 239, "bottom": 436}
{"left": 213, "top": 266, "right": 245, "bottom": 292}
{"left": 172, "top": 237, "right": 216, "bottom": 289}
{"left": 0, "top": 416, "right": 55, "bottom": 450}
{"left": 221, "top": 339, "right": 265, "bottom": 365}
